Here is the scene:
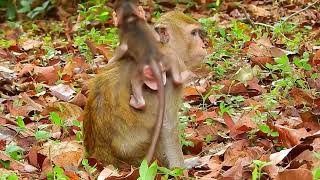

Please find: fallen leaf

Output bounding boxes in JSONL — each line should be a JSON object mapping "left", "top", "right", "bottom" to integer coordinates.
{"left": 21, "top": 39, "right": 43, "bottom": 51}
{"left": 49, "top": 84, "right": 75, "bottom": 102}
{"left": 247, "top": 4, "right": 271, "bottom": 17}
{"left": 184, "top": 87, "right": 201, "bottom": 96}
{"left": 311, "top": 49, "right": 320, "bottom": 65}
{"left": 251, "top": 56, "right": 276, "bottom": 68}
{"left": 69, "top": 91, "right": 87, "bottom": 108}
{"left": 98, "top": 166, "right": 121, "bottom": 180}
{"left": 222, "top": 157, "right": 252, "bottom": 179}
{"left": 270, "top": 144, "right": 313, "bottom": 165}
{"left": 0, "top": 151, "right": 37, "bottom": 172}
{"left": 20, "top": 92, "right": 43, "bottom": 112}
{"left": 38, "top": 141, "right": 83, "bottom": 168}
{"left": 276, "top": 168, "right": 313, "bottom": 180}
{"left": 34, "top": 65, "right": 59, "bottom": 85}
{"left": 274, "top": 125, "right": 310, "bottom": 147}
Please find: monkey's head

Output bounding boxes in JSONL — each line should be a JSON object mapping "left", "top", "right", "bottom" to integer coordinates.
{"left": 154, "top": 11, "right": 208, "bottom": 70}
{"left": 113, "top": 0, "right": 141, "bottom": 25}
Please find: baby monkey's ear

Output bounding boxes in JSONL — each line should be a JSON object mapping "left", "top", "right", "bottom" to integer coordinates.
{"left": 112, "top": 5, "right": 146, "bottom": 27}
{"left": 137, "top": 6, "right": 146, "bottom": 20}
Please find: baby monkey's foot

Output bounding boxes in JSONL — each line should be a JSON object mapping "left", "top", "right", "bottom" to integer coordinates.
{"left": 129, "top": 95, "right": 146, "bottom": 110}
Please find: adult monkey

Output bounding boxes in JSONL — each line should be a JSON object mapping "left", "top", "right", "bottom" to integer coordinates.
{"left": 83, "top": 11, "right": 207, "bottom": 168}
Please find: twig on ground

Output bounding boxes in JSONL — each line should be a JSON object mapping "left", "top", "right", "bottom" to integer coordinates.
{"left": 282, "top": 0, "right": 319, "bottom": 24}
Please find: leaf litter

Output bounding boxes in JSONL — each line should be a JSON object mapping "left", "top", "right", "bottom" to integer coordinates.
{"left": 0, "top": 0, "right": 320, "bottom": 179}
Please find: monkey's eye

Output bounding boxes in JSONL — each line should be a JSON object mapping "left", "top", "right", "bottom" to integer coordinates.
{"left": 191, "top": 29, "right": 198, "bottom": 36}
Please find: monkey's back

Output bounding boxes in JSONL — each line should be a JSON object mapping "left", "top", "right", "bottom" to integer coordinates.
{"left": 120, "top": 19, "right": 163, "bottom": 63}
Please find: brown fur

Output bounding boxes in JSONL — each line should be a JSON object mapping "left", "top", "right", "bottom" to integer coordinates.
{"left": 83, "top": 11, "right": 207, "bottom": 168}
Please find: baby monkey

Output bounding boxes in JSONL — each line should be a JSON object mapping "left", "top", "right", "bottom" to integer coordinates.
{"left": 110, "top": 0, "right": 182, "bottom": 109}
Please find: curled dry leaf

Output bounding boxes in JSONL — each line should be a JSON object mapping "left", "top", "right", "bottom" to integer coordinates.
{"left": 184, "top": 87, "right": 201, "bottom": 96}
{"left": 219, "top": 80, "right": 248, "bottom": 95}
{"left": 69, "top": 91, "right": 87, "bottom": 108}
{"left": 20, "top": 92, "right": 43, "bottom": 112}
{"left": 49, "top": 84, "right": 75, "bottom": 102}
{"left": 222, "top": 157, "right": 252, "bottom": 179}
{"left": 248, "top": 42, "right": 286, "bottom": 58}
{"left": 246, "top": 4, "right": 271, "bottom": 17}
{"left": 235, "top": 110, "right": 258, "bottom": 130}
{"left": 34, "top": 65, "right": 59, "bottom": 85}
{"left": 0, "top": 48, "right": 9, "bottom": 58}
{"left": 21, "top": 39, "right": 43, "bottom": 51}
{"left": 6, "top": 100, "right": 38, "bottom": 117}
{"left": 223, "top": 139, "right": 264, "bottom": 167}
{"left": 38, "top": 141, "right": 83, "bottom": 168}
{"left": 97, "top": 166, "right": 121, "bottom": 180}
{"left": 270, "top": 144, "right": 313, "bottom": 165}
{"left": 277, "top": 168, "right": 313, "bottom": 180}
{"left": 63, "top": 56, "right": 90, "bottom": 76}
{"left": 274, "top": 125, "right": 310, "bottom": 147}
{"left": 311, "top": 49, "right": 320, "bottom": 65}
{"left": 18, "top": 64, "right": 59, "bottom": 85}
{"left": 195, "top": 110, "right": 218, "bottom": 122}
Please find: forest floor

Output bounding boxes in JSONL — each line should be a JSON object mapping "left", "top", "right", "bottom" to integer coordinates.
{"left": 0, "top": 0, "right": 319, "bottom": 179}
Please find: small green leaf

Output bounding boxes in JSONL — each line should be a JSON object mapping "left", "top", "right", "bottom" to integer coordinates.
{"left": 138, "top": 160, "right": 158, "bottom": 180}
{"left": 82, "top": 159, "right": 89, "bottom": 166}
{"left": 169, "top": 168, "right": 183, "bottom": 176}
{"left": 312, "top": 167, "right": 320, "bottom": 180}
{"left": 270, "top": 131, "right": 279, "bottom": 137}
{"left": 259, "top": 124, "right": 270, "bottom": 133}
{"left": 49, "top": 112, "right": 63, "bottom": 126}
{"left": 16, "top": 116, "right": 26, "bottom": 129}
{"left": 145, "top": 161, "right": 158, "bottom": 180}
{"left": 72, "top": 120, "right": 81, "bottom": 127}
{"left": 0, "top": 159, "right": 11, "bottom": 169}
{"left": 35, "top": 130, "right": 51, "bottom": 140}
{"left": 7, "top": 173, "right": 19, "bottom": 180}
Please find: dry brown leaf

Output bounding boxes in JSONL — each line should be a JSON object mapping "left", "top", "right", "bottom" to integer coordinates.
{"left": 276, "top": 168, "right": 313, "bottom": 180}
{"left": 219, "top": 80, "right": 248, "bottom": 95}
{"left": 195, "top": 111, "right": 218, "bottom": 122}
{"left": 251, "top": 57, "right": 276, "bottom": 67}
{"left": 247, "top": 4, "right": 271, "bottom": 17}
{"left": 20, "top": 93, "right": 43, "bottom": 112}
{"left": 224, "top": 140, "right": 264, "bottom": 167}
{"left": 222, "top": 157, "right": 252, "bottom": 179}
{"left": 270, "top": 144, "right": 313, "bottom": 165}
{"left": 97, "top": 166, "right": 121, "bottom": 180}
{"left": 6, "top": 101, "right": 38, "bottom": 117}
{"left": 21, "top": 39, "right": 43, "bottom": 51}
{"left": 310, "top": 49, "right": 320, "bottom": 66}
{"left": 235, "top": 110, "right": 258, "bottom": 130}
{"left": 38, "top": 141, "right": 83, "bottom": 168}
{"left": 49, "top": 84, "right": 75, "bottom": 102}
{"left": 274, "top": 125, "right": 310, "bottom": 147}
{"left": 69, "top": 91, "right": 87, "bottom": 108}
{"left": 184, "top": 87, "right": 201, "bottom": 96}
{"left": 34, "top": 65, "right": 59, "bottom": 85}
{"left": 248, "top": 43, "right": 286, "bottom": 58}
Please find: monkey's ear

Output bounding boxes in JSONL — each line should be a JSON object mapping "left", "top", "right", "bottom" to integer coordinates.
{"left": 154, "top": 25, "right": 170, "bottom": 44}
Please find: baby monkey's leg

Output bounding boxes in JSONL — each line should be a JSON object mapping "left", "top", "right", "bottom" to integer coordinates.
{"left": 129, "top": 69, "right": 146, "bottom": 110}
{"left": 108, "top": 42, "right": 128, "bottom": 63}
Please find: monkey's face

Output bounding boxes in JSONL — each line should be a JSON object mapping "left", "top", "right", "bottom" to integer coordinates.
{"left": 187, "top": 24, "right": 208, "bottom": 65}
{"left": 155, "top": 23, "right": 207, "bottom": 70}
